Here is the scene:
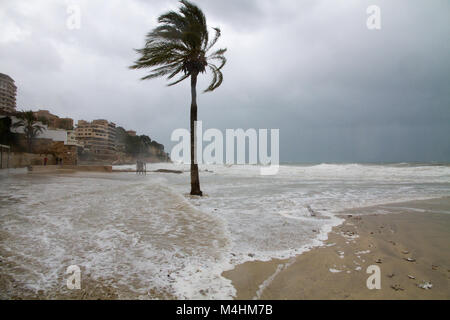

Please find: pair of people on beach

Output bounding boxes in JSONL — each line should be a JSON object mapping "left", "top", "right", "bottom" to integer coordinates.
{"left": 136, "top": 160, "right": 146, "bottom": 175}
{"left": 43, "top": 156, "right": 62, "bottom": 166}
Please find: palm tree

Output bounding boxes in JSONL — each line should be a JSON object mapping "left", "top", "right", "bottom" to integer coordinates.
{"left": 12, "top": 111, "right": 45, "bottom": 153}
{"left": 130, "top": 0, "right": 226, "bottom": 196}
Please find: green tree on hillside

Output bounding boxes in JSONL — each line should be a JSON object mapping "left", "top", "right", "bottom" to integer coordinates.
{"left": 12, "top": 111, "right": 45, "bottom": 153}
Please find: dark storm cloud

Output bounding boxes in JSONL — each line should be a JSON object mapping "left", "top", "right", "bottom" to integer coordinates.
{"left": 0, "top": 0, "right": 449, "bottom": 162}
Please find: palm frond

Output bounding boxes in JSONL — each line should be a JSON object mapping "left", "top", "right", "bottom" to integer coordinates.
{"left": 130, "top": 0, "right": 226, "bottom": 91}
{"left": 208, "top": 49, "right": 227, "bottom": 69}
{"left": 167, "top": 73, "right": 190, "bottom": 86}
{"left": 204, "top": 27, "right": 221, "bottom": 52}
{"left": 204, "top": 63, "right": 223, "bottom": 92}
{"left": 32, "top": 126, "right": 44, "bottom": 136}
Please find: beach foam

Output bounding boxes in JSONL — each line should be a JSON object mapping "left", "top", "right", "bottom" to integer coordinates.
{"left": 1, "top": 163, "right": 450, "bottom": 298}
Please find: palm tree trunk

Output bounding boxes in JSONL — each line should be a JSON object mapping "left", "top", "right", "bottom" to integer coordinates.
{"left": 190, "top": 72, "right": 202, "bottom": 196}
{"left": 27, "top": 133, "right": 32, "bottom": 153}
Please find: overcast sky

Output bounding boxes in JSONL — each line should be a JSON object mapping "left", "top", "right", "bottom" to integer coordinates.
{"left": 1, "top": 0, "right": 449, "bottom": 162}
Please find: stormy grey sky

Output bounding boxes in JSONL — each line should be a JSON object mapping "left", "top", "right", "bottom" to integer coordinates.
{"left": 1, "top": 0, "right": 449, "bottom": 162}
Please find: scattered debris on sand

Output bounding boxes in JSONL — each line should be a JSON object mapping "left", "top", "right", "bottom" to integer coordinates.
{"left": 390, "top": 284, "right": 404, "bottom": 291}
{"left": 418, "top": 282, "right": 433, "bottom": 290}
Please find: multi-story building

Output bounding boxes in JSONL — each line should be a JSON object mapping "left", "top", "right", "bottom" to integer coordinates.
{"left": 67, "top": 130, "right": 82, "bottom": 147}
{"left": 75, "top": 119, "right": 117, "bottom": 157}
{"left": 0, "top": 73, "right": 17, "bottom": 114}
{"left": 107, "top": 121, "right": 117, "bottom": 152}
{"left": 34, "top": 109, "right": 74, "bottom": 130}
{"left": 126, "top": 130, "right": 137, "bottom": 136}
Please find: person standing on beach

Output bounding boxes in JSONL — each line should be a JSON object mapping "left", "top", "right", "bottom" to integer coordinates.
{"left": 44, "top": 156, "right": 48, "bottom": 166}
{"left": 136, "top": 160, "right": 142, "bottom": 175}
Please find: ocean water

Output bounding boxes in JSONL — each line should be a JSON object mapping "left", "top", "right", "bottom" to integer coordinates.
{"left": 0, "top": 163, "right": 449, "bottom": 299}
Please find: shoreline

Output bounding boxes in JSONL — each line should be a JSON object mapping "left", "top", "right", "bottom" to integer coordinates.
{"left": 223, "top": 197, "right": 450, "bottom": 299}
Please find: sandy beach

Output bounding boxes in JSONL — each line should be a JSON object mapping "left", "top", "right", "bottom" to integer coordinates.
{"left": 224, "top": 197, "right": 450, "bottom": 299}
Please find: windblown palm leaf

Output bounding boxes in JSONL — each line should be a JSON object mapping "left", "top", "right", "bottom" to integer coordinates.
{"left": 130, "top": 0, "right": 226, "bottom": 92}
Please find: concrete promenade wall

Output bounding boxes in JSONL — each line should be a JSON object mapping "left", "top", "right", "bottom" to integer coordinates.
{"left": 62, "top": 165, "right": 112, "bottom": 172}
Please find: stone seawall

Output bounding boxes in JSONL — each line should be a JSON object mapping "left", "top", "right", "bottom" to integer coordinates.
{"left": 2, "top": 152, "right": 55, "bottom": 168}
{"left": 28, "top": 165, "right": 112, "bottom": 173}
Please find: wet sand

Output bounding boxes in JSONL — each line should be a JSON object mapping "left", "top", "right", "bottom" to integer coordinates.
{"left": 224, "top": 197, "right": 450, "bottom": 300}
